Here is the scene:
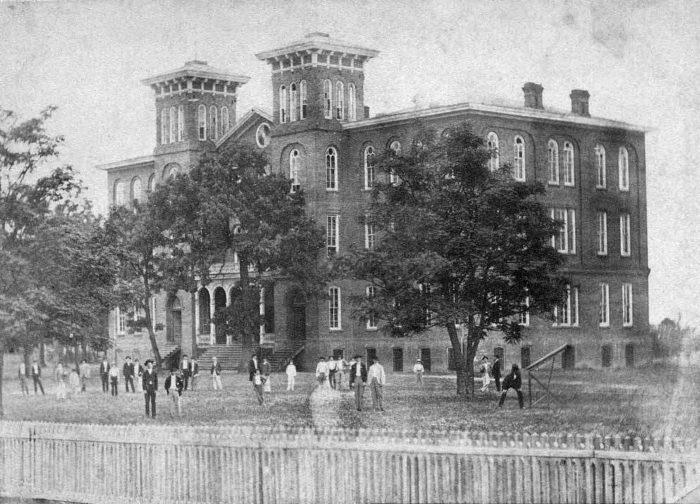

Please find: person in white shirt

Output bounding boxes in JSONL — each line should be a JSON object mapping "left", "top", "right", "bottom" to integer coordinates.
{"left": 315, "top": 357, "right": 329, "bottom": 388}
{"left": 335, "top": 356, "right": 346, "bottom": 390}
{"left": 479, "top": 355, "right": 492, "bottom": 392}
{"left": 413, "top": 359, "right": 425, "bottom": 385}
{"left": 54, "top": 362, "right": 67, "bottom": 400}
{"left": 109, "top": 362, "right": 120, "bottom": 397}
{"left": 327, "top": 355, "right": 337, "bottom": 389}
{"left": 285, "top": 360, "right": 297, "bottom": 391}
{"left": 18, "top": 361, "right": 29, "bottom": 396}
{"left": 367, "top": 357, "right": 386, "bottom": 412}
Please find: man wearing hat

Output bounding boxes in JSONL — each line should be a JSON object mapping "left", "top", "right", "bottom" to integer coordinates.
{"left": 349, "top": 355, "right": 367, "bottom": 411}
{"left": 142, "top": 360, "right": 158, "bottom": 419}
{"left": 413, "top": 358, "right": 425, "bottom": 386}
{"left": 164, "top": 367, "right": 184, "bottom": 417}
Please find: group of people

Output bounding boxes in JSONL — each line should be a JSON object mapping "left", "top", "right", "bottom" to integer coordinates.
{"left": 17, "top": 359, "right": 92, "bottom": 399}
{"left": 479, "top": 355, "right": 524, "bottom": 408}
{"left": 311, "top": 354, "right": 387, "bottom": 411}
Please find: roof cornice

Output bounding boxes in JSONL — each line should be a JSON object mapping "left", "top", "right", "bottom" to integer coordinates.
{"left": 256, "top": 32, "right": 379, "bottom": 61}
{"left": 97, "top": 155, "right": 155, "bottom": 172}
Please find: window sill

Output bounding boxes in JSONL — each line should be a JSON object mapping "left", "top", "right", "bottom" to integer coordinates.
{"left": 596, "top": 186, "right": 607, "bottom": 190}
{"left": 597, "top": 252, "right": 608, "bottom": 257}
{"left": 547, "top": 181, "right": 559, "bottom": 186}
{"left": 329, "top": 328, "right": 343, "bottom": 332}
{"left": 599, "top": 324, "right": 610, "bottom": 329}
{"left": 366, "top": 327, "right": 378, "bottom": 331}
{"left": 563, "top": 183, "right": 575, "bottom": 188}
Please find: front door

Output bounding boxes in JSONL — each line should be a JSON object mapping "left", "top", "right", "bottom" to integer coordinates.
{"left": 420, "top": 348, "right": 431, "bottom": 372}
{"left": 521, "top": 346, "right": 531, "bottom": 369}
{"left": 290, "top": 291, "right": 306, "bottom": 340}
{"left": 214, "top": 287, "right": 227, "bottom": 344}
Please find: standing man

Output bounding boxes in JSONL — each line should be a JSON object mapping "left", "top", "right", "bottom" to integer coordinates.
{"left": 79, "top": 359, "right": 90, "bottom": 393}
{"left": 479, "top": 356, "right": 492, "bottom": 392}
{"left": 335, "top": 356, "right": 345, "bottom": 390}
{"left": 498, "top": 363, "right": 524, "bottom": 409}
{"left": 349, "top": 355, "right": 367, "bottom": 411}
{"left": 327, "top": 355, "right": 337, "bottom": 390}
{"left": 315, "top": 357, "right": 329, "bottom": 388}
{"left": 180, "top": 354, "right": 191, "bottom": 391}
{"left": 492, "top": 354, "right": 502, "bottom": 392}
{"left": 142, "top": 360, "right": 158, "bottom": 418}
{"left": 31, "top": 359, "right": 44, "bottom": 395}
{"left": 248, "top": 354, "right": 259, "bottom": 382}
{"left": 285, "top": 360, "right": 297, "bottom": 391}
{"left": 108, "top": 362, "right": 119, "bottom": 397}
{"left": 211, "top": 357, "right": 222, "bottom": 390}
{"left": 122, "top": 356, "right": 135, "bottom": 393}
{"left": 18, "top": 360, "right": 29, "bottom": 396}
{"left": 262, "top": 358, "right": 272, "bottom": 394}
{"left": 189, "top": 357, "right": 199, "bottom": 391}
{"left": 99, "top": 357, "right": 110, "bottom": 394}
{"left": 252, "top": 370, "right": 264, "bottom": 405}
{"left": 368, "top": 357, "right": 386, "bottom": 412}
{"left": 164, "top": 368, "right": 184, "bottom": 418}
{"left": 413, "top": 359, "right": 425, "bottom": 386}
{"left": 133, "top": 358, "right": 143, "bottom": 392}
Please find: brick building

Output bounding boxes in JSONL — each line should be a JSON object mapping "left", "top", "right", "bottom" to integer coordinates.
{"left": 100, "top": 33, "right": 650, "bottom": 371}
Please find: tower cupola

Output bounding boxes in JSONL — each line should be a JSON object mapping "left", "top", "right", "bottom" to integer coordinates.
{"left": 256, "top": 33, "right": 379, "bottom": 127}
{"left": 142, "top": 60, "right": 250, "bottom": 151}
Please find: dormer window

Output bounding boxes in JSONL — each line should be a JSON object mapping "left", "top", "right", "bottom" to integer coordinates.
{"left": 300, "top": 80, "right": 308, "bottom": 119}
{"left": 323, "top": 80, "right": 332, "bottom": 119}
{"left": 335, "top": 81, "right": 344, "bottom": 120}
{"left": 279, "top": 85, "right": 288, "bottom": 124}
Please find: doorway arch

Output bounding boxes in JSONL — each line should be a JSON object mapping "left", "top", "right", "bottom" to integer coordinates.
{"left": 213, "top": 287, "right": 227, "bottom": 344}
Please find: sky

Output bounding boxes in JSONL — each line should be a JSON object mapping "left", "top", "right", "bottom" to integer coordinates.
{"left": 1, "top": 0, "right": 699, "bottom": 327}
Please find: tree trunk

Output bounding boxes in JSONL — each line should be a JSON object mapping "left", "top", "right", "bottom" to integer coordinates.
{"left": 0, "top": 345, "right": 4, "bottom": 418}
{"left": 190, "top": 290, "right": 197, "bottom": 359}
{"left": 39, "top": 341, "right": 45, "bottom": 367}
{"left": 446, "top": 322, "right": 470, "bottom": 397}
{"left": 238, "top": 256, "right": 253, "bottom": 372}
{"left": 73, "top": 341, "right": 80, "bottom": 373}
{"left": 142, "top": 290, "right": 162, "bottom": 368}
{"left": 464, "top": 319, "right": 482, "bottom": 398}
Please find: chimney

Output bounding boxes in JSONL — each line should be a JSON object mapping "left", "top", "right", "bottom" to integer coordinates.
{"left": 522, "top": 82, "right": 544, "bottom": 109}
{"left": 570, "top": 89, "right": 590, "bottom": 116}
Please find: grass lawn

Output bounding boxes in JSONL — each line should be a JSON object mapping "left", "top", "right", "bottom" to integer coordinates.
{"left": 2, "top": 359, "right": 698, "bottom": 439}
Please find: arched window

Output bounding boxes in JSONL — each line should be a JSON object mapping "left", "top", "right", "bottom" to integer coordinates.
{"left": 209, "top": 106, "right": 218, "bottom": 141}
{"left": 177, "top": 105, "right": 184, "bottom": 142}
{"left": 563, "top": 141, "right": 575, "bottom": 186}
{"left": 131, "top": 177, "right": 142, "bottom": 204}
{"left": 487, "top": 132, "right": 499, "bottom": 171}
{"left": 300, "top": 80, "right": 308, "bottom": 119}
{"left": 389, "top": 140, "right": 402, "bottom": 185}
{"left": 335, "top": 81, "right": 344, "bottom": 120}
{"left": 169, "top": 107, "right": 176, "bottom": 143}
{"left": 595, "top": 144, "right": 606, "bottom": 188}
{"left": 221, "top": 106, "right": 230, "bottom": 136}
{"left": 348, "top": 83, "right": 356, "bottom": 121}
{"left": 290, "top": 83, "right": 298, "bottom": 122}
{"left": 164, "top": 163, "right": 181, "bottom": 180}
{"left": 323, "top": 80, "right": 332, "bottom": 119}
{"left": 198, "top": 288, "right": 211, "bottom": 334}
{"left": 114, "top": 179, "right": 127, "bottom": 206}
{"left": 160, "top": 108, "right": 168, "bottom": 145}
{"left": 279, "top": 85, "right": 287, "bottom": 124}
{"left": 326, "top": 147, "right": 338, "bottom": 190}
{"left": 290, "top": 149, "right": 301, "bottom": 192}
{"left": 147, "top": 173, "right": 156, "bottom": 193}
{"left": 513, "top": 136, "right": 525, "bottom": 181}
{"left": 198, "top": 105, "right": 206, "bottom": 140}
{"left": 364, "top": 145, "right": 375, "bottom": 189}
{"left": 618, "top": 146, "right": 629, "bottom": 191}
{"left": 547, "top": 139, "right": 559, "bottom": 184}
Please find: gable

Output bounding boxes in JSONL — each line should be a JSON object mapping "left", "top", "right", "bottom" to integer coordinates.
{"left": 216, "top": 108, "right": 273, "bottom": 152}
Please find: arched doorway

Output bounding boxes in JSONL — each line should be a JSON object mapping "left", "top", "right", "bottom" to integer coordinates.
{"left": 166, "top": 295, "right": 182, "bottom": 344}
{"left": 198, "top": 288, "right": 211, "bottom": 335}
{"left": 213, "top": 287, "right": 227, "bottom": 344}
{"left": 289, "top": 289, "right": 306, "bottom": 341}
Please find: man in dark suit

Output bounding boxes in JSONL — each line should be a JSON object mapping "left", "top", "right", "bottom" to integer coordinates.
{"left": 498, "top": 363, "right": 524, "bottom": 409}
{"left": 164, "top": 368, "right": 184, "bottom": 417}
{"left": 349, "top": 355, "right": 368, "bottom": 411}
{"left": 142, "top": 360, "right": 158, "bottom": 418}
{"left": 492, "top": 355, "right": 502, "bottom": 392}
{"left": 180, "top": 354, "right": 191, "bottom": 391}
{"left": 30, "top": 359, "right": 44, "bottom": 395}
{"left": 122, "top": 356, "right": 135, "bottom": 393}
{"left": 99, "top": 357, "right": 110, "bottom": 393}
{"left": 248, "top": 354, "right": 259, "bottom": 382}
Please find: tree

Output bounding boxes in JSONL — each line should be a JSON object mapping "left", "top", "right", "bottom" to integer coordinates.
{"left": 337, "top": 123, "right": 566, "bottom": 397}
{"left": 0, "top": 106, "right": 96, "bottom": 416}
{"left": 104, "top": 202, "right": 170, "bottom": 367}
{"left": 170, "top": 142, "right": 326, "bottom": 367}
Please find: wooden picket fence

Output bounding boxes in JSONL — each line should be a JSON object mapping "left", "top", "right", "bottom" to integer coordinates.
{"left": 0, "top": 421, "right": 698, "bottom": 503}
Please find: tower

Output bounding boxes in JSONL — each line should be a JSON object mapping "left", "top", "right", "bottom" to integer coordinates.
{"left": 256, "top": 32, "right": 379, "bottom": 130}
{"left": 141, "top": 60, "right": 250, "bottom": 179}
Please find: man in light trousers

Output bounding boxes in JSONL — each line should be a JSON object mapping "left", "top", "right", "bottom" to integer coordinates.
{"left": 368, "top": 357, "right": 386, "bottom": 412}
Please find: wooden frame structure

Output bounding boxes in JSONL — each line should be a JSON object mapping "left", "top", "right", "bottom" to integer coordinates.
{"left": 526, "top": 343, "right": 569, "bottom": 408}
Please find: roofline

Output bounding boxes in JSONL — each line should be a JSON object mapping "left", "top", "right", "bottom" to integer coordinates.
{"left": 215, "top": 108, "right": 273, "bottom": 148}
{"left": 256, "top": 42, "right": 379, "bottom": 61}
{"left": 141, "top": 71, "right": 251, "bottom": 87}
{"left": 344, "top": 102, "right": 650, "bottom": 133}
{"left": 97, "top": 155, "right": 155, "bottom": 172}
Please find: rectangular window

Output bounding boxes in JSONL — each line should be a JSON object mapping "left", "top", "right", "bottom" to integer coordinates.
{"left": 550, "top": 208, "right": 576, "bottom": 254}
{"left": 620, "top": 213, "right": 631, "bottom": 257}
{"left": 329, "top": 287, "right": 341, "bottom": 330}
{"left": 554, "top": 285, "right": 578, "bottom": 327}
{"left": 366, "top": 285, "right": 377, "bottom": 329}
{"left": 116, "top": 307, "right": 127, "bottom": 335}
{"left": 326, "top": 215, "right": 339, "bottom": 256}
{"left": 599, "top": 283, "right": 610, "bottom": 327}
{"left": 518, "top": 296, "right": 530, "bottom": 326}
{"left": 364, "top": 220, "right": 375, "bottom": 250}
{"left": 597, "top": 211, "right": 608, "bottom": 256}
{"left": 622, "top": 283, "right": 633, "bottom": 327}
